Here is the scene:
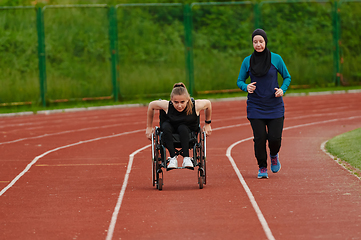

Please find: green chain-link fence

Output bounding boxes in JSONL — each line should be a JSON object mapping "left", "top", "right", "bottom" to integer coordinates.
{"left": 0, "top": 1, "right": 358, "bottom": 107}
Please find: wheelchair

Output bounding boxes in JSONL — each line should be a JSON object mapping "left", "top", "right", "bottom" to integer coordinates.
{"left": 151, "top": 110, "right": 207, "bottom": 190}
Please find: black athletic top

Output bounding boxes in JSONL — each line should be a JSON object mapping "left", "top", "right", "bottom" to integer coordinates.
{"left": 160, "top": 99, "right": 199, "bottom": 132}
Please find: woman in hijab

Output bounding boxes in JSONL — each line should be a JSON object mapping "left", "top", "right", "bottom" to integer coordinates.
{"left": 237, "top": 29, "right": 291, "bottom": 179}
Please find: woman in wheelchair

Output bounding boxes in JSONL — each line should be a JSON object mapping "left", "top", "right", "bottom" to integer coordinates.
{"left": 146, "top": 82, "right": 212, "bottom": 169}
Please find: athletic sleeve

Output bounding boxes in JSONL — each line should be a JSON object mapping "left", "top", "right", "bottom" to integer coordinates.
{"left": 237, "top": 56, "right": 250, "bottom": 92}
{"left": 272, "top": 53, "right": 291, "bottom": 93}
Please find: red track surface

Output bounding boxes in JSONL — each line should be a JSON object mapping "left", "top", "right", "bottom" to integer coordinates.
{"left": 1, "top": 93, "right": 361, "bottom": 240}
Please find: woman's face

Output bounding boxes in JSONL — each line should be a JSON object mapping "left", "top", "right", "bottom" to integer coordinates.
{"left": 171, "top": 94, "right": 189, "bottom": 112}
{"left": 253, "top": 35, "right": 266, "bottom": 52}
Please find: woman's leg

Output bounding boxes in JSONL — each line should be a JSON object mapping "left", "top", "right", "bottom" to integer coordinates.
{"left": 248, "top": 118, "right": 268, "bottom": 168}
{"left": 177, "top": 124, "right": 191, "bottom": 157}
{"left": 161, "top": 121, "right": 176, "bottom": 158}
{"left": 267, "top": 117, "right": 284, "bottom": 156}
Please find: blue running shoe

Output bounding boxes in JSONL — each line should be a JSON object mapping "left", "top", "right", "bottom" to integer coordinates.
{"left": 258, "top": 167, "right": 268, "bottom": 179}
{"left": 270, "top": 154, "right": 281, "bottom": 173}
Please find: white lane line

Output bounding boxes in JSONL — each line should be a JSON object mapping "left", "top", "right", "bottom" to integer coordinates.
{"left": 226, "top": 137, "right": 275, "bottom": 240}
{"left": 2, "top": 114, "right": 360, "bottom": 238}
{"left": 0, "top": 122, "right": 143, "bottom": 146}
{"left": 105, "top": 145, "right": 151, "bottom": 240}
{"left": 0, "top": 111, "right": 357, "bottom": 146}
{"left": 0, "top": 129, "right": 143, "bottom": 197}
{"left": 226, "top": 115, "right": 361, "bottom": 240}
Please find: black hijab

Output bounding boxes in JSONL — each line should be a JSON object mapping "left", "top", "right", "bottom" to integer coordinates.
{"left": 250, "top": 29, "right": 271, "bottom": 77}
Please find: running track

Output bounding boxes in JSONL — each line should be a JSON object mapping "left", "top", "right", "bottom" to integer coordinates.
{"left": 1, "top": 92, "right": 361, "bottom": 240}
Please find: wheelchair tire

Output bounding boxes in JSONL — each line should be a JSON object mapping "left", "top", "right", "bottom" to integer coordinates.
{"left": 154, "top": 149, "right": 164, "bottom": 190}
{"left": 157, "top": 177, "right": 163, "bottom": 190}
{"left": 198, "top": 174, "right": 204, "bottom": 189}
{"left": 202, "top": 132, "right": 206, "bottom": 185}
{"left": 152, "top": 159, "right": 156, "bottom": 187}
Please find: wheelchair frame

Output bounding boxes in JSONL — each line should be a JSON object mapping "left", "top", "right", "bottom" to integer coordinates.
{"left": 151, "top": 126, "right": 207, "bottom": 190}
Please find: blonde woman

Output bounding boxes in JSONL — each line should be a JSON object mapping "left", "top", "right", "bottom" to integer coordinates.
{"left": 146, "top": 82, "right": 212, "bottom": 169}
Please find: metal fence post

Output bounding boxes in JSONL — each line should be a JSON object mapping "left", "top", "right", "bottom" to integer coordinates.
{"left": 184, "top": 4, "right": 194, "bottom": 96}
{"left": 332, "top": 0, "right": 341, "bottom": 86}
{"left": 36, "top": 7, "right": 47, "bottom": 106}
{"left": 254, "top": 2, "right": 261, "bottom": 29}
{"left": 109, "top": 6, "right": 120, "bottom": 101}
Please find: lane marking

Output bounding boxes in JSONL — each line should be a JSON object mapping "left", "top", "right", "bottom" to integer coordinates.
{"left": 103, "top": 122, "right": 261, "bottom": 239}
{"left": 36, "top": 163, "right": 127, "bottom": 167}
{"left": 0, "top": 122, "right": 143, "bottom": 146}
{"left": 0, "top": 111, "right": 357, "bottom": 146}
{"left": 226, "top": 137, "right": 275, "bottom": 240}
{"left": 1, "top": 113, "right": 360, "bottom": 239}
{"left": 106, "top": 145, "right": 150, "bottom": 240}
{"left": 102, "top": 115, "right": 361, "bottom": 240}
{"left": 226, "top": 115, "right": 361, "bottom": 240}
{"left": 0, "top": 129, "right": 143, "bottom": 197}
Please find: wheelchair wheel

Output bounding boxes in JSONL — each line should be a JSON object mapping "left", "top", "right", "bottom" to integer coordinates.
{"left": 157, "top": 177, "right": 163, "bottom": 190}
{"left": 202, "top": 131, "right": 206, "bottom": 185}
{"left": 198, "top": 172, "right": 205, "bottom": 189}
{"left": 196, "top": 131, "right": 206, "bottom": 189}
{"left": 154, "top": 148, "right": 164, "bottom": 191}
{"left": 152, "top": 158, "right": 156, "bottom": 187}
{"left": 152, "top": 129, "right": 164, "bottom": 190}
{"left": 197, "top": 155, "right": 205, "bottom": 189}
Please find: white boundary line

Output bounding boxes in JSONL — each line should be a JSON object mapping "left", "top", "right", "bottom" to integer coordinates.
{"left": 105, "top": 145, "right": 150, "bottom": 240}
{"left": 0, "top": 122, "right": 143, "bottom": 146}
{"left": 0, "top": 112, "right": 356, "bottom": 146}
{"left": 226, "top": 138, "right": 276, "bottom": 240}
{"left": 2, "top": 115, "right": 360, "bottom": 239}
{"left": 0, "top": 129, "right": 143, "bottom": 197}
{"left": 225, "top": 115, "right": 361, "bottom": 240}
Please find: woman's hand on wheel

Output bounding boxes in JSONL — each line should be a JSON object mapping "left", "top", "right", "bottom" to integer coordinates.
{"left": 203, "top": 124, "right": 212, "bottom": 136}
{"left": 145, "top": 127, "right": 154, "bottom": 140}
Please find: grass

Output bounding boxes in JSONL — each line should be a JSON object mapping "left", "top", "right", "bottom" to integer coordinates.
{"left": 325, "top": 128, "right": 361, "bottom": 177}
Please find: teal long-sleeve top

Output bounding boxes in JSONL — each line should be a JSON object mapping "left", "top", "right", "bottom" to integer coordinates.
{"left": 237, "top": 52, "right": 291, "bottom": 119}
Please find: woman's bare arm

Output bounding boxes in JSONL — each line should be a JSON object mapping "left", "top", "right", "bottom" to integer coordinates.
{"left": 146, "top": 100, "right": 168, "bottom": 140}
{"left": 195, "top": 99, "right": 212, "bottom": 136}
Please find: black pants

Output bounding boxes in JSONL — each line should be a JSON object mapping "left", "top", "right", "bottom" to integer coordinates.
{"left": 248, "top": 117, "right": 284, "bottom": 168}
{"left": 161, "top": 121, "right": 190, "bottom": 158}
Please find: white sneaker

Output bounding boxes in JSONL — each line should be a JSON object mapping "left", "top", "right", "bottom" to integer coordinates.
{"left": 182, "top": 157, "right": 193, "bottom": 168}
{"left": 167, "top": 156, "right": 178, "bottom": 169}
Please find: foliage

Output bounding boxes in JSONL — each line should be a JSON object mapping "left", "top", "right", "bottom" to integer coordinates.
{"left": 0, "top": 0, "right": 360, "bottom": 104}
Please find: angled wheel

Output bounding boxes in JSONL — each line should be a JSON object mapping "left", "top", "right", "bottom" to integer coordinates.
{"left": 152, "top": 129, "right": 164, "bottom": 190}
{"left": 152, "top": 158, "right": 156, "bottom": 187}
{"left": 202, "top": 131, "right": 206, "bottom": 185}
{"left": 154, "top": 147, "right": 164, "bottom": 190}
{"left": 157, "top": 177, "right": 163, "bottom": 190}
{"left": 152, "top": 133, "right": 156, "bottom": 187}
{"left": 196, "top": 131, "right": 206, "bottom": 189}
{"left": 198, "top": 171, "right": 204, "bottom": 189}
